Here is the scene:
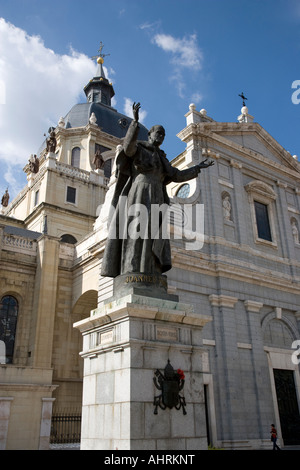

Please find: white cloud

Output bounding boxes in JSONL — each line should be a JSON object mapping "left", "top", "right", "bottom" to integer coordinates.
{"left": 4, "top": 164, "right": 24, "bottom": 197}
{"left": 152, "top": 33, "right": 203, "bottom": 70}
{"left": 191, "top": 92, "right": 203, "bottom": 104}
{"left": 151, "top": 32, "right": 204, "bottom": 101}
{"left": 139, "top": 20, "right": 161, "bottom": 32}
{"left": 123, "top": 97, "right": 147, "bottom": 123}
{"left": 0, "top": 18, "right": 96, "bottom": 173}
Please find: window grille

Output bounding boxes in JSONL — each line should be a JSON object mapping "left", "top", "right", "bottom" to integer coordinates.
{"left": 0, "top": 295, "right": 18, "bottom": 364}
{"left": 50, "top": 410, "right": 81, "bottom": 444}
{"left": 176, "top": 183, "right": 190, "bottom": 198}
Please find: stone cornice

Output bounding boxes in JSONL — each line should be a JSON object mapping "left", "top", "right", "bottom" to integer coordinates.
{"left": 56, "top": 123, "right": 121, "bottom": 147}
{"left": 74, "top": 293, "right": 212, "bottom": 335}
{"left": 172, "top": 242, "right": 300, "bottom": 298}
{"left": 0, "top": 383, "right": 57, "bottom": 392}
{"left": 23, "top": 202, "right": 96, "bottom": 228}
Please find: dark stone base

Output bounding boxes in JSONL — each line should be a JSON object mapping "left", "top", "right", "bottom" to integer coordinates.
{"left": 112, "top": 272, "right": 179, "bottom": 302}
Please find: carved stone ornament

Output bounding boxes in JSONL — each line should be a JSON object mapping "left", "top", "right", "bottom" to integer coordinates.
{"left": 46, "top": 127, "right": 56, "bottom": 154}
{"left": 153, "top": 360, "right": 186, "bottom": 415}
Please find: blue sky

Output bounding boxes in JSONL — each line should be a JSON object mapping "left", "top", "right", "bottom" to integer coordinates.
{"left": 1, "top": 0, "right": 300, "bottom": 201}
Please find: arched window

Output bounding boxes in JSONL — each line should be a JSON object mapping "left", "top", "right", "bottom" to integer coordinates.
{"left": 176, "top": 183, "right": 190, "bottom": 198}
{"left": 60, "top": 234, "right": 77, "bottom": 244}
{"left": 71, "top": 147, "right": 80, "bottom": 168}
{"left": 0, "top": 295, "right": 19, "bottom": 364}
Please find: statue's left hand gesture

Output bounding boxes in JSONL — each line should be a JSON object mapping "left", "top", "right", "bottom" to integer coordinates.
{"left": 133, "top": 102, "right": 141, "bottom": 122}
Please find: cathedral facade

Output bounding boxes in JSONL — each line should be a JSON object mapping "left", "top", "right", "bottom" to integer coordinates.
{"left": 1, "top": 58, "right": 300, "bottom": 449}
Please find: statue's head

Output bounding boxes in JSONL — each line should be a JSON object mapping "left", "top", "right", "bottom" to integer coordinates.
{"left": 148, "top": 125, "right": 165, "bottom": 147}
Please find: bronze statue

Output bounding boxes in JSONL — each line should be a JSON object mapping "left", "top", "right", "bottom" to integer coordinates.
{"left": 93, "top": 149, "right": 105, "bottom": 170}
{"left": 1, "top": 189, "right": 9, "bottom": 207}
{"left": 28, "top": 154, "right": 39, "bottom": 174}
{"left": 101, "top": 102, "right": 213, "bottom": 278}
{"left": 46, "top": 127, "right": 56, "bottom": 153}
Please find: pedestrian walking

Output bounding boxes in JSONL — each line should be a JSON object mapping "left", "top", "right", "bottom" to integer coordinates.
{"left": 270, "top": 424, "right": 280, "bottom": 450}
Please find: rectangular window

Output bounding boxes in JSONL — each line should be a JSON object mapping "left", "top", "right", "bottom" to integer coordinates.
{"left": 34, "top": 190, "right": 39, "bottom": 206}
{"left": 254, "top": 201, "right": 272, "bottom": 241}
{"left": 66, "top": 186, "right": 76, "bottom": 204}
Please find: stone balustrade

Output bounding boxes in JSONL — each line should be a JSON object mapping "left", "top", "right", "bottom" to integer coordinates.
{"left": 55, "top": 161, "right": 90, "bottom": 182}
{"left": 2, "top": 234, "right": 37, "bottom": 254}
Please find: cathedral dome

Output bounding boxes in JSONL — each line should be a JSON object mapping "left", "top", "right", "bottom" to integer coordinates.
{"left": 62, "top": 43, "right": 149, "bottom": 140}
{"left": 64, "top": 101, "right": 148, "bottom": 140}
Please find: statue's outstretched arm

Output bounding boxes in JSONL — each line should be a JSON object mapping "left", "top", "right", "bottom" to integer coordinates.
{"left": 123, "top": 102, "right": 141, "bottom": 157}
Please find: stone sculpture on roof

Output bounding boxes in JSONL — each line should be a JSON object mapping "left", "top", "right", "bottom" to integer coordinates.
{"left": 1, "top": 188, "right": 9, "bottom": 207}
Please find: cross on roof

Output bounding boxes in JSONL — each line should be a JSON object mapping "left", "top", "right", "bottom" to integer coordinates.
{"left": 91, "top": 42, "right": 110, "bottom": 63}
{"left": 238, "top": 92, "right": 248, "bottom": 107}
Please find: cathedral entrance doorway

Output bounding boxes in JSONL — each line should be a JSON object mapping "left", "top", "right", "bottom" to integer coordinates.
{"left": 273, "top": 369, "right": 300, "bottom": 445}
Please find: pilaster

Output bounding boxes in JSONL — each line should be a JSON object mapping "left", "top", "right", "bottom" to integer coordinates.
{"left": 276, "top": 180, "right": 295, "bottom": 260}
{"left": 202, "top": 153, "right": 224, "bottom": 240}
{"left": 244, "top": 300, "right": 273, "bottom": 439}
{"left": 209, "top": 294, "right": 246, "bottom": 444}
{"left": 39, "top": 398, "right": 56, "bottom": 450}
{"left": 30, "top": 235, "right": 60, "bottom": 368}
{"left": 229, "top": 160, "right": 248, "bottom": 245}
{"left": 295, "top": 311, "right": 300, "bottom": 334}
{"left": 0, "top": 397, "right": 14, "bottom": 450}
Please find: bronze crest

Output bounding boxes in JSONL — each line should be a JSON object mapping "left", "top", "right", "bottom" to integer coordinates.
{"left": 153, "top": 360, "right": 187, "bottom": 415}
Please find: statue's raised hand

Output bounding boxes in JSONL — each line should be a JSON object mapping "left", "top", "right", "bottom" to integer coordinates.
{"left": 133, "top": 102, "right": 141, "bottom": 122}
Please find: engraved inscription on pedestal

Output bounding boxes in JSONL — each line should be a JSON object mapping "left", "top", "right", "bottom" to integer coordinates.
{"left": 156, "top": 326, "right": 178, "bottom": 342}
{"left": 98, "top": 329, "right": 114, "bottom": 345}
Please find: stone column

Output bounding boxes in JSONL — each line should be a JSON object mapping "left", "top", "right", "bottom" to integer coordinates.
{"left": 0, "top": 397, "right": 14, "bottom": 450}
{"left": 244, "top": 300, "right": 274, "bottom": 443}
{"left": 74, "top": 294, "right": 212, "bottom": 450}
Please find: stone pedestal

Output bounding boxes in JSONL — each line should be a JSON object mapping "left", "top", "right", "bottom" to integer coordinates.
{"left": 74, "top": 292, "right": 212, "bottom": 450}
